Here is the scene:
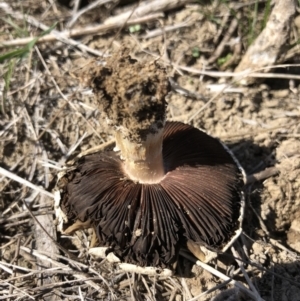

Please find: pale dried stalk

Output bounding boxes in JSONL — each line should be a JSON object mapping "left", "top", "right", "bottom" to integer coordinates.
{"left": 3, "top": 282, "right": 35, "bottom": 300}
{"left": 246, "top": 166, "right": 279, "bottom": 185}
{"left": 231, "top": 246, "right": 263, "bottom": 301}
{"left": 34, "top": 194, "right": 60, "bottom": 286}
{"left": 188, "top": 279, "right": 231, "bottom": 301}
{"left": 0, "top": 3, "right": 162, "bottom": 49}
{"left": 179, "top": 64, "right": 300, "bottom": 81}
{"left": 195, "top": 260, "right": 265, "bottom": 301}
{"left": 208, "top": 13, "right": 240, "bottom": 64}
{"left": 0, "top": 2, "right": 102, "bottom": 56}
{"left": 20, "top": 247, "right": 104, "bottom": 292}
{"left": 77, "top": 139, "right": 115, "bottom": 158}
{"left": 104, "top": 0, "right": 193, "bottom": 25}
{"left": 34, "top": 46, "right": 104, "bottom": 142}
{"left": 0, "top": 0, "right": 190, "bottom": 48}
{"left": 143, "top": 21, "right": 191, "bottom": 39}
{"left": 67, "top": 0, "right": 117, "bottom": 28}
{"left": 0, "top": 167, "right": 54, "bottom": 198}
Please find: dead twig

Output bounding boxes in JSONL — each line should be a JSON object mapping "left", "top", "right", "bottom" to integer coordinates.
{"left": 143, "top": 21, "right": 191, "bottom": 39}
{"left": 0, "top": 167, "right": 54, "bottom": 198}
{"left": 188, "top": 279, "right": 232, "bottom": 301}
{"left": 0, "top": 2, "right": 103, "bottom": 56}
{"left": 208, "top": 13, "right": 240, "bottom": 64}
{"left": 34, "top": 195, "right": 60, "bottom": 288}
{"left": 178, "top": 64, "right": 300, "bottom": 81}
{"left": 0, "top": 3, "right": 162, "bottom": 49}
{"left": 19, "top": 246, "right": 112, "bottom": 293}
{"left": 246, "top": 166, "right": 279, "bottom": 185}
{"left": 231, "top": 246, "right": 263, "bottom": 301}
{"left": 67, "top": 0, "right": 117, "bottom": 28}
{"left": 34, "top": 46, "right": 104, "bottom": 142}
{"left": 194, "top": 259, "right": 265, "bottom": 301}
{"left": 104, "top": 0, "right": 193, "bottom": 25}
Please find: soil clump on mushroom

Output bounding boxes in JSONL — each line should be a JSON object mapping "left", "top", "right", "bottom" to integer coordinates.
{"left": 85, "top": 48, "right": 168, "bottom": 142}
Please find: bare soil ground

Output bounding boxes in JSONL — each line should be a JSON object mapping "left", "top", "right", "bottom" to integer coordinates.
{"left": 0, "top": 0, "right": 300, "bottom": 300}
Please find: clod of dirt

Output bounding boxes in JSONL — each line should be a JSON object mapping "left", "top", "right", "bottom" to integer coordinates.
{"left": 81, "top": 48, "right": 170, "bottom": 142}
{"left": 287, "top": 220, "right": 300, "bottom": 253}
{"left": 260, "top": 139, "right": 300, "bottom": 242}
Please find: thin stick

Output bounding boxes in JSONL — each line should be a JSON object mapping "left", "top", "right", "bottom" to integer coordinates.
{"left": 143, "top": 21, "right": 190, "bottom": 39}
{"left": 195, "top": 260, "right": 263, "bottom": 300}
{"left": 246, "top": 166, "right": 279, "bottom": 185}
{"left": 4, "top": 282, "right": 35, "bottom": 300}
{"left": 231, "top": 246, "right": 263, "bottom": 301}
{"left": 187, "top": 81, "right": 231, "bottom": 122}
{"left": 0, "top": 263, "right": 13, "bottom": 274}
{"left": 0, "top": 167, "right": 54, "bottom": 198}
{"left": 178, "top": 64, "right": 300, "bottom": 81}
{"left": 67, "top": 0, "right": 116, "bottom": 28}
{"left": 0, "top": 115, "right": 22, "bottom": 137}
{"left": 20, "top": 246, "right": 115, "bottom": 293}
{"left": 181, "top": 276, "right": 193, "bottom": 299}
{"left": 0, "top": 8, "right": 162, "bottom": 48}
{"left": 188, "top": 279, "right": 231, "bottom": 301}
{"left": 208, "top": 13, "right": 240, "bottom": 64}
{"left": 141, "top": 275, "right": 154, "bottom": 299}
{"left": 34, "top": 46, "right": 104, "bottom": 142}
{"left": 77, "top": 139, "right": 115, "bottom": 158}
{"left": 269, "top": 238, "right": 299, "bottom": 259}
{"left": 104, "top": 0, "right": 192, "bottom": 25}
{"left": 185, "top": 63, "right": 300, "bottom": 122}
{"left": 19, "top": 247, "right": 107, "bottom": 292}
{"left": 71, "top": 0, "right": 81, "bottom": 16}
{"left": 0, "top": 3, "right": 103, "bottom": 56}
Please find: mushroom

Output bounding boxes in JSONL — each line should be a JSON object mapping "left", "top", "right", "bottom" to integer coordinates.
{"left": 55, "top": 48, "right": 245, "bottom": 271}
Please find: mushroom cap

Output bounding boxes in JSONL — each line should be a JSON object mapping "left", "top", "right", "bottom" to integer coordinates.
{"left": 59, "top": 121, "right": 244, "bottom": 268}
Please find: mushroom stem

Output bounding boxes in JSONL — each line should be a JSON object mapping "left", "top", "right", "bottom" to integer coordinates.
{"left": 85, "top": 49, "right": 170, "bottom": 183}
{"left": 115, "top": 128, "right": 165, "bottom": 184}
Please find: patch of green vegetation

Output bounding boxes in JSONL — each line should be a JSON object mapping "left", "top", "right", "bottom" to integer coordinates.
{"left": 217, "top": 53, "right": 232, "bottom": 66}
{"left": 0, "top": 23, "right": 56, "bottom": 63}
{"left": 191, "top": 47, "right": 200, "bottom": 58}
{"left": 247, "top": 0, "right": 258, "bottom": 46}
{"left": 197, "top": 0, "right": 272, "bottom": 49}
{"left": 247, "top": 0, "right": 272, "bottom": 46}
{"left": 3, "top": 59, "right": 15, "bottom": 91}
{"left": 129, "top": 24, "right": 141, "bottom": 33}
{"left": 188, "top": 77, "right": 195, "bottom": 85}
{"left": 1, "top": 58, "right": 15, "bottom": 113}
{"left": 196, "top": 0, "right": 238, "bottom": 25}
{"left": 2, "top": 17, "right": 29, "bottom": 37}
{"left": 261, "top": 0, "right": 271, "bottom": 29}
{"left": 290, "top": 38, "right": 300, "bottom": 48}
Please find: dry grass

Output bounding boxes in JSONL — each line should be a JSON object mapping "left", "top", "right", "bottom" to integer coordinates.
{"left": 1, "top": 0, "right": 300, "bottom": 300}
